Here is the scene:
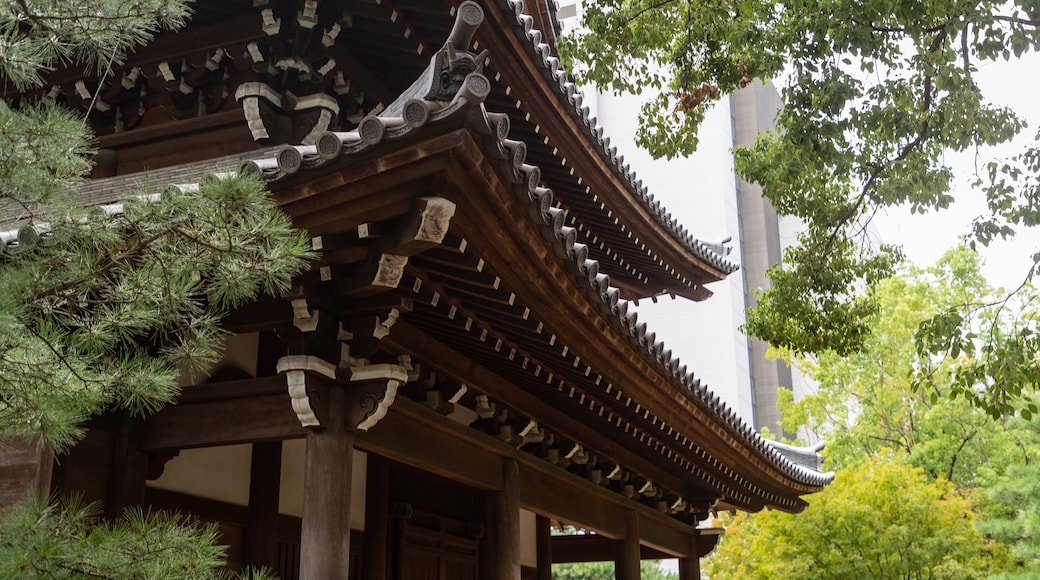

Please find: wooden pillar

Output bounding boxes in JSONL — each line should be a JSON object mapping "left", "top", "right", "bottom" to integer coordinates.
{"left": 535, "top": 514, "right": 553, "bottom": 580}
{"left": 479, "top": 457, "right": 521, "bottom": 579}
{"left": 362, "top": 454, "right": 390, "bottom": 580}
{"left": 244, "top": 441, "right": 282, "bottom": 570}
{"left": 678, "top": 534, "right": 700, "bottom": 580}
{"left": 614, "top": 510, "right": 641, "bottom": 580}
{"left": 389, "top": 502, "right": 413, "bottom": 580}
{"left": 106, "top": 413, "right": 147, "bottom": 519}
{"left": 300, "top": 386, "right": 355, "bottom": 580}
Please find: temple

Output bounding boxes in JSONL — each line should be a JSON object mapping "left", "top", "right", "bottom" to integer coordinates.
{"left": 0, "top": 1, "right": 831, "bottom": 578}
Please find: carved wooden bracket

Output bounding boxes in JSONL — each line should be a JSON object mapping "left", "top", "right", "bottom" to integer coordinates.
{"left": 235, "top": 82, "right": 340, "bottom": 144}
{"left": 276, "top": 355, "right": 408, "bottom": 431}
{"left": 339, "top": 196, "right": 456, "bottom": 296}
{"left": 277, "top": 354, "right": 337, "bottom": 428}
{"left": 342, "top": 362, "right": 409, "bottom": 431}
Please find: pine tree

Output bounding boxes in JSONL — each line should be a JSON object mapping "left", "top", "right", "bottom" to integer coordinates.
{"left": 1, "top": 2, "right": 311, "bottom": 576}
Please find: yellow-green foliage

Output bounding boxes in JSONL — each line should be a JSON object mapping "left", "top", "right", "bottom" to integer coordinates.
{"left": 706, "top": 459, "right": 1007, "bottom": 579}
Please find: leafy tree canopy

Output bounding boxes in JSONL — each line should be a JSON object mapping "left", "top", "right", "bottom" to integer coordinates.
{"left": 552, "top": 560, "right": 676, "bottom": 580}
{"left": 778, "top": 247, "right": 1032, "bottom": 485}
{"left": 705, "top": 459, "right": 1008, "bottom": 579}
{"left": 561, "top": 0, "right": 1040, "bottom": 417}
{"left": 979, "top": 460, "right": 1040, "bottom": 578}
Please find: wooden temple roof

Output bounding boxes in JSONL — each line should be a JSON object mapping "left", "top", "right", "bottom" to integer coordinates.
{"left": 2, "top": 0, "right": 831, "bottom": 521}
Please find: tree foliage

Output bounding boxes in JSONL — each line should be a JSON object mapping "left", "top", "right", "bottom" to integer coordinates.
{"left": 758, "top": 251, "right": 1040, "bottom": 576}
{"left": 0, "top": 0, "right": 311, "bottom": 453}
{"left": 979, "top": 461, "right": 1040, "bottom": 578}
{"left": 562, "top": 0, "right": 1040, "bottom": 416}
{"left": 552, "top": 560, "right": 676, "bottom": 580}
{"left": 778, "top": 247, "right": 1030, "bottom": 485}
{"left": 1, "top": 0, "right": 311, "bottom": 575}
{"left": 0, "top": 0, "right": 192, "bottom": 90}
{"left": 705, "top": 459, "right": 1006, "bottom": 579}
{"left": 0, "top": 495, "right": 279, "bottom": 579}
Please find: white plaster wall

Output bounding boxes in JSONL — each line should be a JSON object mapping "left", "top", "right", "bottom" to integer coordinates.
{"left": 148, "top": 443, "right": 253, "bottom": 506}
{"left": 519, "top": 509, "right": 537, "bottom": 568}
{"left": 148, "top": 440, "right": 368, "bottom": 531}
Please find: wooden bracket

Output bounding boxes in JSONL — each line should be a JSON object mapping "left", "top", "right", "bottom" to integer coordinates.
{"left": 276, "top": 356, "right": 408, "bottom": 431}
{"left": 339, "top": 197, "right": 456, "bottom": 296}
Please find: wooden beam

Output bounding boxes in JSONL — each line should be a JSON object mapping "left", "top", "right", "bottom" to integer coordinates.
{"left": 550, "top": 535, "right": 673, "bottom": 563}
{"left": 138, "top": 387, "right": 696, "bottom": 558}
{"left": 140, "top": 382, "right": 304, "bottom": 452}
{"left": 358, "top": 406, "right": 503, "bottom": 492}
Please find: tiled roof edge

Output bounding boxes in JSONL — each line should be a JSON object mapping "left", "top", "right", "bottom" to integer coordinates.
{"left": 498, "top": 0, "right": 740, "bottom": 275}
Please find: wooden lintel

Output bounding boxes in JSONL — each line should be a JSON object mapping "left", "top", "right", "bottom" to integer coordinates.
{"left": 357, "top": 406, "right": 503, "bottom": 492}
{"left": 551, "top": 534, "right": 673, "bottom": 563}
{"left": 140, "top": 390, "right": 304, "bottom": 452}
{"left": 137, "top": 385, "right": 696, "bottom": 557}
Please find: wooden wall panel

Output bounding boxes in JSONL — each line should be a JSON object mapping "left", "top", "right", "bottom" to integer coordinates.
{"left": 0, "top": 438, "right": 52, "bottom": 506}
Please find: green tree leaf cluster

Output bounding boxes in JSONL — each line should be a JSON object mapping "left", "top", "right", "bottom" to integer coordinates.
{"left": 752, "top": 249, "right": 1040, "bottom": 576}
{"left": 778, "top": 247, "right": 1027, "bottom": 486}
{"left": 705, "top": 459, "right": 1006, "bottom": 579}
{"left": 562, "top": 0, "right": 1040, "bottom": 417}
{"left": 0, "top": 495, "right": 276, "bottom": 579}
{"left": 552, "top": 560, "right": 676, "bottom": 580}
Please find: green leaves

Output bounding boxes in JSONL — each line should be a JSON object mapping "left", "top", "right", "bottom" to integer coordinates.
{"left": 567, "top": 0, "right": 1040, "bottom": 419}
{"left": 0, "top": 171, "right": 312, "bottom": 451}
{"left": 0, "top": 0, "right": 192, "bottom": 90}
{"left": 706, "top": 460, "right": 1004, "bottom": 579}
{"left": 0, "top": 494, "right": 279, "bottom": 579}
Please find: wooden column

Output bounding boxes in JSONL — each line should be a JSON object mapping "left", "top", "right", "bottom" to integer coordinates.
{"left": 106, "top": 413, "right": 147, "bottom": 519}
{"left": 244, "top": 441, "right": 282, "bottom": 570}
{"left": 678, "top": 534, "right": 700, "bottom": 580}
{"left": 536, "top": 514, "right": 553, "bottom": 580}
{"left": 389, "top": 502, "right": 413, "bottom": 580}
{"left": 300, "top": 385, "right": 355, "bottom": 580}
{"left": 362, "top": 454, "right": 390, "bottom": 580}
{"left": 614, "top": 510, "right": 641, "bottom": 580}
{"left": 479, "top": 457, "right": 521, "bottom": 579}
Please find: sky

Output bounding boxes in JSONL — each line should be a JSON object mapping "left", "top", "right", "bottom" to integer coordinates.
{"left": 873, "top": 52, "right": 1040, "bottom": 290}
